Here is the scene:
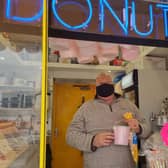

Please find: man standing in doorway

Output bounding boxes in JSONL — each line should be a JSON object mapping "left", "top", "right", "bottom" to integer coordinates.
{"left": 66, "top": 73, "right": 150, "bottom": 168}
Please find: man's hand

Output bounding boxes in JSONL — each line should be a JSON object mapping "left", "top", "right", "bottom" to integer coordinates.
{"left": 125, "top": 118, "right": 140, "bottom": 133}
{"left": 93, "top": 132, "right": 114, "bottom": 148}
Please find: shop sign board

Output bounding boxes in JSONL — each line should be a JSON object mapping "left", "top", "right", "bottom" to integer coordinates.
{"left": 2, "top": 0, "right": 168, "bottom": 41}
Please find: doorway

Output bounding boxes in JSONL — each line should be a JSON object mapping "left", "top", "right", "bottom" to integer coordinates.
{"left": 51, "top": 81, "right": 96, "bottom": 168}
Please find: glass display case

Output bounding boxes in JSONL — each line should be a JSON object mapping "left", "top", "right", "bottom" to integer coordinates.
{"left": 0, "top": 32, "right": 42, "bottom": 168}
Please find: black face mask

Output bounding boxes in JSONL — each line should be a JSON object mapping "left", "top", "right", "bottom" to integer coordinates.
{"left": 96, "top": 84, "right": 114, "bottom": 97}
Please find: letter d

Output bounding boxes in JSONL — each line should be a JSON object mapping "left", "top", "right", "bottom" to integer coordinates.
{"left": 6, "top": 0, "right": 43, "bottom": 22}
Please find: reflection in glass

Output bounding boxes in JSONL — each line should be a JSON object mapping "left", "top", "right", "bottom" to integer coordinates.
{"left": 0, "top": 32, "right": 41, "bottom": 168}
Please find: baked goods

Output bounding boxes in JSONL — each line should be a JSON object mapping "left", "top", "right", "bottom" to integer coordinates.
{"left": 0, "top": 121, "right": 15, "bottom": 129}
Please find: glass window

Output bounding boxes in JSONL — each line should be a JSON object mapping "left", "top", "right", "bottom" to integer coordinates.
{"left": 0, "top": 1, "right": 43, "bottom": 167}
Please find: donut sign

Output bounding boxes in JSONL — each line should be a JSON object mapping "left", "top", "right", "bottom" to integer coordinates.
{"left": 3, "top": 0, "right": 168, "bottom": 39}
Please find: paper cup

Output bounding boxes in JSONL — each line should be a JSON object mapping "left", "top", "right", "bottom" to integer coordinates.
{"left": 114, "top": 126, "right": 130, "bottom": 145}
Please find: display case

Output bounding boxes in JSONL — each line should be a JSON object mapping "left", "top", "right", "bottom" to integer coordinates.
{"left": 0, "top": 32, "right": 42, "bottom": 168}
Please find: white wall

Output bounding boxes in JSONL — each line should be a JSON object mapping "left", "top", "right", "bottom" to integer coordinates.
{"left": 138, "top": 70, "right": 168, "bottom": 122}
{"left": 144, "top": 57, "right": 166, "bottom": 70}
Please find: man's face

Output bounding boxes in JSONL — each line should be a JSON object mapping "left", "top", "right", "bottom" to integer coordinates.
{"left": 98, "top": 94, "right": 114, "bottom": 105}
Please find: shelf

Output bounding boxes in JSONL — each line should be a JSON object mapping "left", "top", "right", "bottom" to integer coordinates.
{"left": 48, "top": 62, "right": 125, "bottom": 72}
{"left": 0, "top": 107, "right": 34, "bottom": 116}
{"left": 0, "top": 85, "right": 35, "bottom": 92}
{"left": 0, "top": 107, "right": 33, "bottom": 112}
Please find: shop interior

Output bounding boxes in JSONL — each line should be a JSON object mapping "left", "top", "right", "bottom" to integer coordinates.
{"left": 0, "top": 31, "right": 168, "bottom": 168}
{"left": 48, "top": 37, "right": 168, "bottom": 168}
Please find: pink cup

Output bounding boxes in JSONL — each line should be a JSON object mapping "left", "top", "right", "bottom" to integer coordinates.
{"left": 114, "top": 126, "right": 130, "bottom": 145}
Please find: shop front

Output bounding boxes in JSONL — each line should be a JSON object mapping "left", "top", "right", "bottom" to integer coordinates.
{"left": 0, "top": 0, "right": 47, "bottom": 168}
{"left": 47, "top": 1, "right": 168, "bottom": 168}
{"left": 0, "top": 0, "right": 168, "bottom": 168}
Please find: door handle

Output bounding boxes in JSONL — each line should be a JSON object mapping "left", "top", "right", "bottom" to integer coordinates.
{"left": 54, "top": 128, "right": 58, "bottom": 137}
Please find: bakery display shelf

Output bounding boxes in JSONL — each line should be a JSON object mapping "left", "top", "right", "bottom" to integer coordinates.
{"left": 48, "top": 62, "right": 125, "bottom": 72}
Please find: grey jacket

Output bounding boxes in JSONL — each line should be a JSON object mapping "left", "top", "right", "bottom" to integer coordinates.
{"left": 66, "top": 97, "right": 150, "bottom": 168}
